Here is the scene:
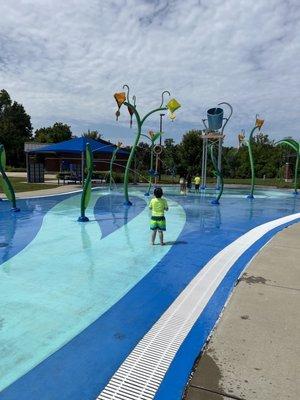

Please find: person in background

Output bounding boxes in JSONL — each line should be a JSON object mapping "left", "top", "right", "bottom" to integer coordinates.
{"left": 194, "top": 174, "right": 201, "bottom": 193}
{"left": 179, "top": 176, "right": 186, "bottom": 195}
{"left": 149, "top": 187, "right": 169, "bottom": 245}
{"left": 186, "top": 173, "right": 192, "bottom": 192}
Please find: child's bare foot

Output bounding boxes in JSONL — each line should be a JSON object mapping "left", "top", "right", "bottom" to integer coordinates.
{"left": 160, "top": 242, "right": 165, "bottom": 246}
{"left": 151, "top": 242, "right": 155, "bottom": 245}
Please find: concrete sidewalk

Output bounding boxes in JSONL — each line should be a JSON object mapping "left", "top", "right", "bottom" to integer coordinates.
{"left": 0, "top": 184, "right": 81, "bottom": 199}
{"left": 185, "top": 222, "right": 300, "bottom": 400}
{"left": 6, "top": 171, "right": 57, "bottom": 179}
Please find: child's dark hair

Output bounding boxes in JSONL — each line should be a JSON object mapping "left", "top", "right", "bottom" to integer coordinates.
{"left": 154, "top": 187, "right": 163, "bottom": 198}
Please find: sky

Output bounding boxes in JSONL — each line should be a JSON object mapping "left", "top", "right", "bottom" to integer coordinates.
{"left": 1, "top": 0, "right": 300, "bottom": 146}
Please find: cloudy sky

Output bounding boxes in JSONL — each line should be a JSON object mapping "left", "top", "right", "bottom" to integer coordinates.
{"left": 1, "top": 0, "right": 300, "bottom": 146}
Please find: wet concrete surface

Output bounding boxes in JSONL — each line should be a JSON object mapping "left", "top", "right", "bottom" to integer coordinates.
{"left": 185, "top": 222, "right": 300, "bottom": 400}
{"left": 186, "top": 386, "right": 234, "bottom": 399}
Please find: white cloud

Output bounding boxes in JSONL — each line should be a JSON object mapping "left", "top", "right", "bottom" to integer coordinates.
{"left": 0, "top": 0, "right": 299, "bottom": 145}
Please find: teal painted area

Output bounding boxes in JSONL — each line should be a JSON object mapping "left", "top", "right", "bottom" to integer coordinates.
{"left": 0, "top": 191, "right": 185, "bottom": 391}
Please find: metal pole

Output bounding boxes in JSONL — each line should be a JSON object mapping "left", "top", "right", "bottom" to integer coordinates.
{"left": 26, "top": 152, "right": 29, "bottom": 183}
{"left": 201, "top": 137, "right": 206, "bottom": 189}
{"left": 204, "top": 139, "right": 208, "bottom": 188}
{"left": 154, "top": 153, "right": 159, "bottom": 185}
{"left": 146, "top": 144, "right": 154, "bottom": 196}
{"left": 159, "top": 113, "right": 164, "bottom": 181}
{"left": 201, "top": 138, "right": 208, "bottom": 189}
{"left": 217, "top": 137, "right": 222, "bottom": 189}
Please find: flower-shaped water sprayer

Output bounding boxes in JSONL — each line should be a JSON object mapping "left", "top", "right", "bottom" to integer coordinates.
{"left": 240, "top": 115, "right": 265, "bottom": 199}
{"left": 113, "top": 85, "right": 181, "bottom": 205}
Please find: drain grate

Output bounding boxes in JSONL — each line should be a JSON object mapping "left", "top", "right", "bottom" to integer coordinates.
{"left": 97, "top": 213, "right": 300, "bottom": 400}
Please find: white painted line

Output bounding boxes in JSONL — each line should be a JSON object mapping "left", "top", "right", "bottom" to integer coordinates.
{"left": 97, "top": 213, "right": 300, "bottom": 400}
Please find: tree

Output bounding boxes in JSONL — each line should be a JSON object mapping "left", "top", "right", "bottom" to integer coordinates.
{"left": 163, "top": 138, "right": 179, "bottom": 175}
{"left": 223, "top": 147, "right": 240, "bottom": 178}
{"left": 171, "top": 129, "right": 289, "bottom": 181}
{"left": 177, "top": 130, "right": 203, "bottom": 175}
{"left": 252, "top": 133, "right": 283, "bottom": 178}
{"left": 34, "top": 122, "right": 72, "bottom": 143}
{"left": 136, "top": 141, "right": 151, "bottom": 174}
{"left": 230, "top": 132, "right": 288, "bottom": 179}
{"left": 0, "top": 89, "right": 11, "bottom": 110}
{"left": 82, "top": 130, "right": 102, "bottom": 140}
{"left": 0, "top": 89, "right": 32, "bottom": 166}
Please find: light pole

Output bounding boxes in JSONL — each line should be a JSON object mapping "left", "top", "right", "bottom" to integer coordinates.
{"left": 144, "top": 131, "right": 162, "bottom": 196}
{"left": 159, "top": 113, "right": 165, "bottom": 181}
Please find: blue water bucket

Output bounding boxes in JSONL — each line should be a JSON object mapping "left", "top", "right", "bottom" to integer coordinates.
{"left": 207, "top": 107, "right": 223, "bottom": 130}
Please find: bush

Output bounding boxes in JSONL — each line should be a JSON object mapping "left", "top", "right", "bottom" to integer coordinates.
{"left": 111, "top": 172, "right": 136, "bottom": 183}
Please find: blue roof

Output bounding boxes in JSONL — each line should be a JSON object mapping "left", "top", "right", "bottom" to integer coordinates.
{"left": 31, "top": 137, "right": 128, "bottom": 155}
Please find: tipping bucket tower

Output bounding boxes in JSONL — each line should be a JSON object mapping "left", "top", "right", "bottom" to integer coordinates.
{"left": 200, "top": 102, "right": 233, "bottom": 190}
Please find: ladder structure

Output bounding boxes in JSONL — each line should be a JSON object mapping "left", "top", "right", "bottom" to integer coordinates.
{"left": 200, "top": 102, "right": 233, "bottom": 189}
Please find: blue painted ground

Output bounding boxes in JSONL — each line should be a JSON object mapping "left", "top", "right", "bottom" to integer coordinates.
{"left": 0, "top": 192, "right": 145, "bottom": 264}
{"left": 0, "top": 194, "right": 71, "bottom": 264}
{"left": 0, "top": 188, "right": 299, "bottom": 400}
{"left": 94, "top": 193, "right": 146, "bottom": 238}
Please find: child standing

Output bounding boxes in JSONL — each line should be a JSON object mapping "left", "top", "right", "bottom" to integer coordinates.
{"left": 149, "top": 187, "right": 168, "bottom": 245}
{"left": 186, "top": 173, "right": 192, "bottom": 192}
{"left": 194, "top": 174, "right": 201, "bottom": 193}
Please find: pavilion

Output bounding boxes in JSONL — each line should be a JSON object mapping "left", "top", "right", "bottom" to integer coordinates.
{"left": 25, "top": 137, "right": 129, "bottom": 183}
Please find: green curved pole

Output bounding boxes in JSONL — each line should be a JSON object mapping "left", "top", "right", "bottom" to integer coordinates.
{"left": 138, "top": 133, "right": 154, "bottom": 197}
{"left": 78, "top": 143, "right": 93, "bottom": 222}
{"left": 246, "top": 126, "right": 260, "bottom": 199}
{"left": 109, "top": 147, "right": 119, "bottom": 190}
{"left": 210, "top": 143, "right": 224, "bottom": 205}
{"left": 219, "top": 102, "right": 233, "bottom": 135}
{"left": 0, "top": 144, "right": 19, "bottom": 211}
{"left": 123, "top": 102, "right": 167, "bottom": 206}
{"left": 276, "top": 139, "right": 300, "bottom": 194}
{"left": 123, "top": 102, "right": 142, "bottom": 206}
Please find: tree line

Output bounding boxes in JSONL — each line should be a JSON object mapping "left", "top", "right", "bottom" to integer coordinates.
{"left": 135, "top": 130, "right": 294, "bottom": 180}
{"left": 0, "top": 89, "right": 102, "bottom": 166}
{"left": 0, "top": 89, "right": 294, "bottom": 179}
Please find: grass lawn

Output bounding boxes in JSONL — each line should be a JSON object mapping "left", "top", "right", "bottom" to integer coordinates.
{"left": 3, "top": 177, "right": 59, "bottom": 193}
{"left": 158, "top": 175, "right": 295, "bottom": 189}
{"left": 221, "top": 178, "right": 294, "bottom": 188}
